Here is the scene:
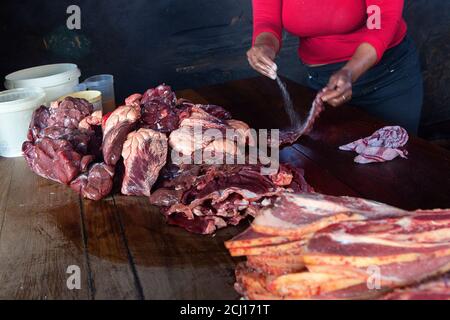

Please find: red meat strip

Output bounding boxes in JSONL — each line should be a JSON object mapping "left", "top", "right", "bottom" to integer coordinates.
{"left": 277, "top": 92, "right": 325, "bottom": 146}
{"left": 121, "top": 129, "right": 168, "bottom": 197}
{"left": 70, "top": 163, "right": 115, "bottom": 201}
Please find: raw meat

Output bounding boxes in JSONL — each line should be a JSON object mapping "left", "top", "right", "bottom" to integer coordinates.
{"left": 150, "top": 164, "right": 312, "bottom": 235}
{"left": 229, "top": 198, "right": 450, "bottom": 300}
{"left": 102, "top": 105, "right": 141, "bottom": 166}
{"left": 48, "top": 97, "right": 93, "bottom": 129}
{"left": 23, "top": 138, "right": 93, "bottom": 185}
{"left": 339, "top": 126, "right": 409, "bottom": 164}
{"left": 121, "top": 128, "right": 168, "bottom": 197}
{"left": 382, "top": 278, "right": 450, "bottom": 300}
{"left": 70, "top": 163, "right": 115, "bottom": 201}
{"left": 140, "top": 84, "right": 180, "bottom": 133}
{"left": 252, "top": 192, "right": 407, "bottom": 237}
{"left": 277, "top": 91, "right": 325, "bottom": 146}
{"left": 169, "top": 106, "right": 254, "bottom": 163}
{"left": 23, "top": 97, "right": 100, "bottom": 186}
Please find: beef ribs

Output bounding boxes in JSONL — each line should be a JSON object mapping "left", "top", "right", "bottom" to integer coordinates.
{"left": 102, "top": 105, "right": 141, "bottom": 166}
{"left": 70, "top": 163, "right": 115, "bottom": 201}
{"left": 121, "top": 128, "right": 168, "bottom": 197}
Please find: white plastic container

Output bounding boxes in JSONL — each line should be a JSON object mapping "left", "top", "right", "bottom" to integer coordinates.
{"left": 4, "top": 64, "right": 81, "bottom": 103}
{"left": 0, "top": 88, "right": 46, "bottom": 158}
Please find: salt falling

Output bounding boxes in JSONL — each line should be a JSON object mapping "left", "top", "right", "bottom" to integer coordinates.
{"left": 276, "top": 77, "right": 301, "bottom": 129}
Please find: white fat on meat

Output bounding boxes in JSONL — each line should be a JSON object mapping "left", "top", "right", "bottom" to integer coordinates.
{"left": 79, "top": 110, "right": 103, "bottom": 130}
{"left": 104, "top": 106, "right": 141, "bottom": 137}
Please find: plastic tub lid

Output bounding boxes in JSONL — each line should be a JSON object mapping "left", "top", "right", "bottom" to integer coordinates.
{"left": 4, "top": 64, "right": 81, "bottom": 89}
{"left": 0, "top": 88, "right": 46, "bottom": 114}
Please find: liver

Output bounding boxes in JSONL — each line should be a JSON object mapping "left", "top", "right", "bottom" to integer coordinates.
{"left": 0, "top": 77, "right": 449, "bottom": 300}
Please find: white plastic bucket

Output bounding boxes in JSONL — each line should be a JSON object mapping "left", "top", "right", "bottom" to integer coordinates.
{"left": 4, "top": 64, "right": 81, "bottom": 103}
{"left": 0, "top": 88, "right": 46, "bottom": 158}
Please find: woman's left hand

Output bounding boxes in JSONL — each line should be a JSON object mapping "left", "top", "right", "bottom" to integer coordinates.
{"left": 321, "top": 68, "right": 353, "bottom": 107}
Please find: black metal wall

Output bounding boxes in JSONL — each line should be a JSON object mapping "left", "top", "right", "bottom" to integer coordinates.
{"left": 0, "top": 0, "right": 449, "bottom": 138}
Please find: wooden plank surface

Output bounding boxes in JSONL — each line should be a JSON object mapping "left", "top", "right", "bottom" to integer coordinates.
{"left": 0, "top": 159, "right": 89, "bottom": 299}
{"left": 0, "top": 77, "right": 449, "bottom": 300}
{"left": 80, "top": 197, "right": 140, "bottom": 300}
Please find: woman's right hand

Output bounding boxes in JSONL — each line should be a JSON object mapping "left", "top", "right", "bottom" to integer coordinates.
{"left": 247, "top": 38, "right": 279, "bottom": 80}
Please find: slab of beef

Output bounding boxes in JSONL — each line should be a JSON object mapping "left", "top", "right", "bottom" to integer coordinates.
{"left": 23, "top": 97, "right": 100, "bottom": 185}
{"left": 121, "top": 128, "right": 168, "bottom": 197}
{"left": 102, "top": 105, "right": 141, "bottom": 166}
{"left": 139, "top": 84, "right": 181, "bottom": 133}
{"left": 70, "top": 163, "right": 115, "bottom": 201}
{"left": 251, "top": 192, "right": 408, "bottom": 237}
{"left": 150, "top": 164, "right": 312, "bottom": 235}
{"left": 48, "top": 97, "right": 93, "bottom": 129}
{"left": 23, "top": 138, "right": 94, "bottom": 185}
{"left": 169, "top": 106, "right": 253, "bottom": 164}
{"left": 229, "top": 203, "right": 450, "bottom": 300}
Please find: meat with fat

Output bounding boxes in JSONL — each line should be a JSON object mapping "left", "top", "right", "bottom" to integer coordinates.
{"left": 121, "top": 128, "right": 168, "bottom": 197}
{"left": 102, "top": 105, "right": 141, "bottom": 166}
{"left": 252, "top": 192, "right": 407, "bottom": 237}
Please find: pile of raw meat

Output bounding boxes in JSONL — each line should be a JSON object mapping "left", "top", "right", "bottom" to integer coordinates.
{"left": 226, "top": 192, "right": 450, "bottom": 300}
{"left": 23, "top": 84, "right": 314, "bottom": 234}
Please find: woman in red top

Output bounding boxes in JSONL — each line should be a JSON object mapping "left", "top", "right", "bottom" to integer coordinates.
{"left": 248, "top": 0, "right": 423, "bottom": 133}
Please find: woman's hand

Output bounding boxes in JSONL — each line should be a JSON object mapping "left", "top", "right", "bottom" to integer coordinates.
{"left": 321, "top": 43, "right": 378, "bottom": 107}
{"left": 247, "top": 44, "right": 278, "bottom": 80}
{"left": 321, "top": 68, "right": 353, "bottom": 107}
{"left": 247, "top": 32, "right": 280, "bottom": 80}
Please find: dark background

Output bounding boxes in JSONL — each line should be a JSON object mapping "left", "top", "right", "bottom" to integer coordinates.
{"left": 0, "top": 0, "right": 449, "bottom": 141}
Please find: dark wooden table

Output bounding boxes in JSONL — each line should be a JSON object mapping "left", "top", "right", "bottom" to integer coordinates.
{"left": 1, "top": 77, "right": 449, "bottom": 300}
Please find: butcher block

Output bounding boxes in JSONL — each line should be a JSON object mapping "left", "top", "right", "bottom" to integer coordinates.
{"left": 0, "top": 77, "right": 449, "bottom": 300}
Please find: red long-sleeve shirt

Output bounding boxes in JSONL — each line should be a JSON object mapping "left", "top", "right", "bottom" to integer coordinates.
{"left": 252, "top": 0, "right": 407, "bottom": 65}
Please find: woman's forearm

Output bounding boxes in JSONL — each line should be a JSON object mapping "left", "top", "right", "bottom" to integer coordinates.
{"left": 342, "top": 42, "right": 378, "bottom": 82}
{"left": 254, "top": 32, "right": 281, "bottom": 54}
